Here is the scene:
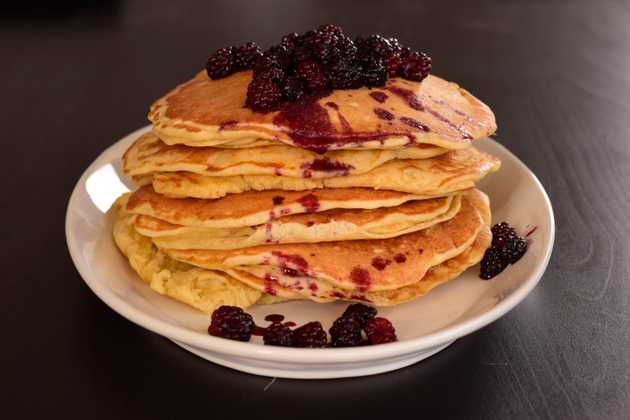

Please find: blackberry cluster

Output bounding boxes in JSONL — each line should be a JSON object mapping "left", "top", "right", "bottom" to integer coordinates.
{"left": 480, "top": 222, "right": 528, "bottom": 279}
{"left": 330, "top": 303, "right": 397, "bottom": 347}
{"left": 207, "top": 303, "right": 397, "bottom": 347}
{"left": 204, "top": 24, "right": 432, "bottom": 112}
{"left": 208, "top": 306, "right": 254, "bottom": 341}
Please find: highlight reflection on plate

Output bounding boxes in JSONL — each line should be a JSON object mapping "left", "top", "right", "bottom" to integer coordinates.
{"left": 66, "top": 126, "right": 554, "bottom": 379}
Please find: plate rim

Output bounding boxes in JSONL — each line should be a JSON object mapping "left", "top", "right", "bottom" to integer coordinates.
{"left": 66, "top": 126, "right": 555, "bottom": 364}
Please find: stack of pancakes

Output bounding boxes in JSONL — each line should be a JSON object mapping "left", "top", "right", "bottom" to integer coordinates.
{"left": 113, "top": 70, "right": 500, "bottom": 313}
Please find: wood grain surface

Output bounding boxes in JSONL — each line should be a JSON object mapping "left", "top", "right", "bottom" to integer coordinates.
{"left": 2, "top": 1, "right": 629, "bottom": 419}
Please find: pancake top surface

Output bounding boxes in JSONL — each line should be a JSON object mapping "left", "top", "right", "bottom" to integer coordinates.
{"left": 149, "top": 71, "right": 497, "bottom": 151}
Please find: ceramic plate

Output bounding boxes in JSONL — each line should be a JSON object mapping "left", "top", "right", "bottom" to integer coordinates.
{"left": 66, "top": 126, "right": 554, "bottom": 379}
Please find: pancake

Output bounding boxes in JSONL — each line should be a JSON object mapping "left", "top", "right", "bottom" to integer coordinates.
{"left": 143, "top": 147, "right": 500, "bottom": 199}
{"left": 126, "top": 185, "right": 449, "bottom": 229}
{"left": 228, "top": 224, "right": 491, "bottom": 305}
{"left": 124, "top": 131, "right": 447, "bottom": 179}
{"left": 132, "top": 194, "right": 462, "bottom": 250}
{"left": 161, "top": 189, "right": 489, "bottom": 292}
{"left": 227, "top": 190, "right": 491, "bottom": 305}
{"left": 112, "top": 196, "right": 261, "bottom": 313}
{"left": 149, "top": 71, "right": 496, "bottom": 152}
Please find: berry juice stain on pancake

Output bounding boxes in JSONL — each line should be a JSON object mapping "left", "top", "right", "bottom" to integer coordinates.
{"left": 350, "top": 267, "right": 372, "bottom": 292}
{"left": 387, "top": 86, "right": 472, "bottom": 139}
{"left": 371, "top": 257, "right": 391, "bottom": 271}
{"left": 296, "top": 193, "right": 320, "bottom": 213}
{"left": 272, "top": 195, "right": 285, "bottom": 205}
{"left": 369, "top": 91, "right": 388, "bottom": 103}
{"left": 374, "top": 108, "right": 395, "bottom": 121}
{"left": 300, "top": 158, "right": 354, "bottom": 177}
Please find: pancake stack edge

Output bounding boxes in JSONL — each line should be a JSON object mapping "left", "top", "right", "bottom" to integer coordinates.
{"left": 112, "top": 71, "right": 500, "bottom": 313}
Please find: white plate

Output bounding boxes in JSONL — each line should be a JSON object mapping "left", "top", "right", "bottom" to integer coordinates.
{"left": 66, "top": 126, "right": 554, "bottom": 379}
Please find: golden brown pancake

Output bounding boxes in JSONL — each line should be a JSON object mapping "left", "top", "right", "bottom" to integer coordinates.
{"left": 149, "top": 71, "right": 497, "bottom": 151}
{"left": 142, "top": 147, "right": 500, "bottom": 199}
{"left": 226, "top": 190, "right": 491, "bottom": 305}
{"left": 125, "top": 185, "right": 450, "bottom": 229}
{"left": 131, "top": 194, "right": 462, "bottom": 250}
{"left": 113, "top": 196, "right": 489, "bottom": 310}
{"left": 161, "top": 189, "right": 489, "bottom": 292}
{"left": 227, "top": 225, "right": 491, "bottom": 305}
{"left": 124, "top": 131, "right": 447, "bottom": 179}
{"left": 112, "top": 195, "right": 261, "bottom": 313}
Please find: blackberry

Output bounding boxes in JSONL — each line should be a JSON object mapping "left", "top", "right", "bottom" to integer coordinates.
{"left": 296, "top": 60, "right": 329, "bottom": 92}
{"left": 364, "top": 317, "right": 397, "bottom": 345}
{"left": 387, "top": 37, "right": 403, "bottom": 53}
{"left": 491, "top": 222, "right": 518, "bottom": 247}
{"left": 360, "top": 55, "right": 387, "bottom": 87}
{"left": 282, "top": 75, "right": 305, "bottom": 101}
{"left": 233, "top": 42, "right": 263, "bottom": 71}
{"left": 480, "top": 246, "right": 508, "bottom": 280}
{"left": 307, "top": 30, "right": 337, "bottom": 64}
{"left": 329, "top": 35, "right": 358, "bottom": 63}
{"left": 246, "top": 78, "right": 282, "bottom": 112}
{"left": 341, "top": 303, "right": 377, "bottom": 328}
{"left": 292, "top": 43, "right": 313, "bottom": 63}
{"left": 329, "top": 316, "right": 363, "bottom": 347}
{"left": 206, "top": 47, "right": 235, "bottom": 80}
{"left": 382, "top": 52, "right": 403, "bottom": 77}
{"left": 293, "top": 321, "right": 328, "bottom": 348}
{"left": 328, "top": 60, "right": 362, "bottom": 89}
{"left": 208, "top": 305, "right": 254, "bottom": 341}
{"left": 266, "top": 45, "right": 291, "bottom": 69}
{"left": 480, "top": 222, "right": 528, "bottom": 279}
{"left": 280, "top": 32, "right": 300, "bottom": 54}
{"left": 399, "top": 51, "right": 431, "bottom": 82}
{"left": 263, "top": 323, "right": 294, "bottom": 347}
{"left": 253, "top": 54, "right": 286, "bottom": 83}
{"left": 491, "top": 222, "right": 527, "bottom": 264}
{"left": 356, "top": 34, "right": 394, "bottom": 58}
{"left": 503, "top": 236, "right": 527, "bottom": 264}
{"left": 297, "top": 30, "right": 317, "bottom": 56}
{"left": 399, "top": 46, "right": 412, "bottom": 59}
{"left": 318, "top": 24, "right": 344, "bottom": 36}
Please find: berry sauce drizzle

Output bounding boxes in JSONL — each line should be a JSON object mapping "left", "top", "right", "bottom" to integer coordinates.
{"left": 301, "top": 158, "right": 354, "bottom": 176}
{"left": 369, "top": 91, "right": 388, "bottom": 103}
{"left": 374, "top": 108, "right": 395, "bottom": 121}
{"left": 297, "top": 193, "right": 320, "bottom": 213}
{"left": 265, "top": 314, "right": 285, "bottom": 323}
{"left": 272, "top": 94, "right": 416, "bottom": 153}
{"left": 387, "top": 85, "right": 472, "bottom": 139}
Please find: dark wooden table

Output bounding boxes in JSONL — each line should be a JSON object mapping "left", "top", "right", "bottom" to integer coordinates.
{"left": 3, "top": 1, "right": 629, "bottom": 418}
